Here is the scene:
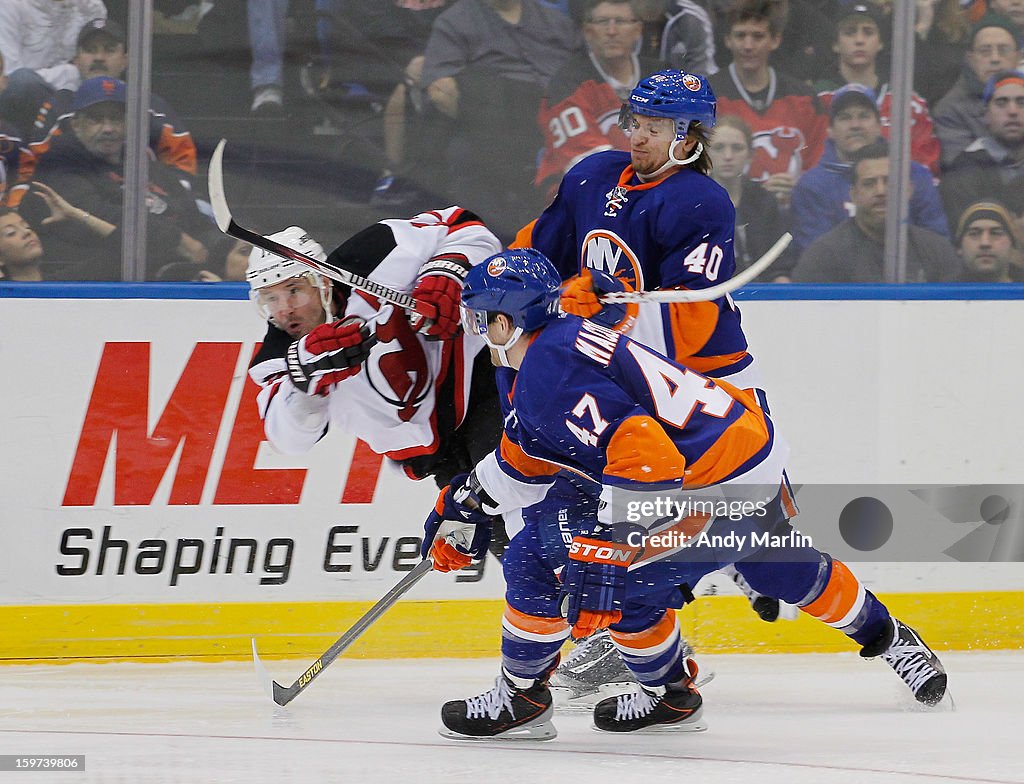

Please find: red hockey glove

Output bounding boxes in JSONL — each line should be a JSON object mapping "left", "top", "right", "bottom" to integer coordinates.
{"left": 287, "top": 316, "right": 375, "bottom": 396}
{"left": 409, "top": 254, "right": 473, "bottom": 340}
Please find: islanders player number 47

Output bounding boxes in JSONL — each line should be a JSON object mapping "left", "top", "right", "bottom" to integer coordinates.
{"left": 419, "top": 249, "right": 948, "bottom": 740}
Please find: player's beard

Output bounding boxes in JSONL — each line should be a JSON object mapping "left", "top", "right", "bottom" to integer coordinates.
{"left": 631, "top": 148, "right": 669, "bottom": 176}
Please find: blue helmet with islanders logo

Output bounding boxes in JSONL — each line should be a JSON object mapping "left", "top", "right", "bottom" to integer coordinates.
{"left": 460, "top": 249, "right": 561, "bottom": 349}
{"left": 620, "top": 69, "right": 717, "bottom": 140}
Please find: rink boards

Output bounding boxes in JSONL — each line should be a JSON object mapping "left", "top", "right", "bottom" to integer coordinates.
{"left": 1, "top": 284, "right": 1022, "bottom": 662}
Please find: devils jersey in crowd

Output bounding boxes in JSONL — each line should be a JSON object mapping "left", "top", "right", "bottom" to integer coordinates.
{"left": 474, "top": 315, "right": 787, "bottom": 527}
{"left": 249, "top": 208, "right": 502, "bottom": 482}
{"left": 709, "top": 65, "right": 828, "bottom": 182}
{"left": 515, "top": 150, "right": 751, "bottom": 378}
{"left": 535, "top": 52, "right": 660, "bottom": 194}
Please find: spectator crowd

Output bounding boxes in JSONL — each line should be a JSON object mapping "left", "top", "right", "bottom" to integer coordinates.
{"left": 1, "top": 0, "right": 1023, "bottom": 283}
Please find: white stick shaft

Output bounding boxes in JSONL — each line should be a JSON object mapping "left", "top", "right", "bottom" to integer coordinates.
{"left": 599, "top": 232, "right": 792, "bottom": 304}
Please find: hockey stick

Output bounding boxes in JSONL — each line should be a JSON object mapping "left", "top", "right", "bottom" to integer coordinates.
{"left": 208, "top": 138, "right": 436, "bottom": 321}
{"left": 598, "top": 232, "right": 792, "bottom": 304}
{"left": 252, "top": 558, "right": 434, "bottom": 706}
{"left": 211, "top": 137, "right": 788, "bottom": 309}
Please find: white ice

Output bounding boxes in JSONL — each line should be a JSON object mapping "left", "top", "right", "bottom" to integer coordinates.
{"left": 0, "top": 651, "right": 1021, "bottom": 784}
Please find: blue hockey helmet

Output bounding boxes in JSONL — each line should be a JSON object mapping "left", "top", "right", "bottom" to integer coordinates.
{"left": 461, "top": 249, "right": 561, "bottom": 361}
{"left": 620, "top": 69, "right": 717, "bottom": 140}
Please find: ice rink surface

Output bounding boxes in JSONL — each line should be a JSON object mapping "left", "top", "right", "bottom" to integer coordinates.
{"left": 0, "top": 651, "right": 1021, "bottom": 784}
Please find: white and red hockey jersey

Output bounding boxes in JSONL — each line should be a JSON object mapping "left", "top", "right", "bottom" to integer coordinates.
{"left": 249, "top": 207, "right": 502, "bottom": 466}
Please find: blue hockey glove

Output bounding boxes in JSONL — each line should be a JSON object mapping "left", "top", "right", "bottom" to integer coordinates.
{"left": 421, "top": 473, "right": 494, "bottom": 572}
{"left": 560, "top": 526, "right": 640, "bottom": 637}
{"left": 560, "top": 268, "right": 636, "bottom": 331}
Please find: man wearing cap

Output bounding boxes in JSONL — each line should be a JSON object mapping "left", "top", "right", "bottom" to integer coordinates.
{"left": 814, "top": 4, "right": 940, "bottom": 175}
{"left": 955, "top": 200, "right": 1022, "bottom": 282}
{"left": 792, "top": 140, "right": 961, "bottom": 282}
{"left": 3, "top": 18, "right": 197, "bottom": 183}
{"left": 790, "top": 84, "right": 948, "bottom": 255}
{"left": 15, "top": 76, "right": 215, "bottom": 281}
{"left": 940, "top": 69, "right": 1024, "bottom": 229}
{"left": 934, "top": 13, "right": 1022, "bottom": 168}
{"left": 0, "top": 0, "right": 106, "bottom": 92}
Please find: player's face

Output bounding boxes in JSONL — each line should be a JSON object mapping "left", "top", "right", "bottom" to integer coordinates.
{"left": 850, "top": 156, "right": 889, "bottom": 231}
{"left": 960, "top": 219, "right": 1014, "bottom": 276}
{"left": 584, "top": 2, "right": 642, "bottom": 61}
{"left": 725, "top": 20, "right": 780, "bottom": 72}
{"left": 708, "top": 124, "right": 750, "bottom": 181}
{"left": 0, "top": 213, "right": 43, "bottom": 266}
{"left": 967, "top": 28, "right": 1019, "bottom": 83}
{"left": 484, "top": 316, "right": 520, "bottom": 367}
{"left": 628, "top": 114, "right": 678, "bottom": 174}
{"left": 834, "top": 19, "right": 882, "bottom": 68}
{"left": 829, "top": 105, "right": 881, "bottom": 157}
{"left": 75, "top": 38, "right": 128, "bottom": 79}
{"left": 71, "top": 102, "right": 126, "bottom": 162}
{"left": 984, "top": 83, "right": 1024, "bottom": 146}
{"left": 258, "top": 276, "right": 327, "bottom": 338}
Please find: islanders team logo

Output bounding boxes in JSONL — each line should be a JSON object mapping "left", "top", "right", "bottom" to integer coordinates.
{"left": 682, "top": 74, "right": 702, "bottom": 92}
{"left": 486, "top": 257, "right": 507, "bottom": 276}
{"left": 580, "top": 230, "right": 644, "bottom": 291}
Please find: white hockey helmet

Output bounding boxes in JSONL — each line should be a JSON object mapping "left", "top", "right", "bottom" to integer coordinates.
{"left": 247, "top": 226, "right": 336, "bottom": 323}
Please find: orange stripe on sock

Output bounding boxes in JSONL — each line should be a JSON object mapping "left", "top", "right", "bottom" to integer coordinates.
{"left": 503, "top": 605, "right": 569, "bottom": 636}
{"left": 610, "top": 609, "right": 678, "bottom": 652}
{"left": 801, "top": 560, "right": 861, "bottom": 624}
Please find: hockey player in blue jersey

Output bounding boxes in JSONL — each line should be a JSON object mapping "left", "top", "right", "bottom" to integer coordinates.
{"left": 420, "top": 249, "right": 947, "bottom": 740}
{"left": 516, "top": 69, "right": 781, "bottom": 695}
{"left": 515, "top": 68, "right": 748, "bottom": 378}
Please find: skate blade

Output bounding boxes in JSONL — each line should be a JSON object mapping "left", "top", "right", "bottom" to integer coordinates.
{"left": 438, "top": 721, "right": 558, "bottom": 741}
{"left": 553, "top": 680, "right": 636, "bottom": 712}
{"left": 551, "top": 687, "right": 601, "bottom": 713}
{"left": 693, "top": 670, "right": 715, "bottom": 689}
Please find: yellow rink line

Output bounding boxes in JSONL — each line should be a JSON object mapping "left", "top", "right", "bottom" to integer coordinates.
{"left": 1, "top": 591, "right": 1021, "bottom": 664}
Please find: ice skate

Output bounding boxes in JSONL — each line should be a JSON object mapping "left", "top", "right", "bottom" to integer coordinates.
{"left": 592, "top": 660, "right": 706, "bottom": 733}
{"left": 549, "top": 629, "right": 638, "bottom": 710}
{"left": 439, "top": 671, "right": 556, "bottom": 740}
{"left": 551, "top": 629, "right": 713, "bottom": 710}
{"left": 861, "top": 617, "right": 948, "bottom": 706}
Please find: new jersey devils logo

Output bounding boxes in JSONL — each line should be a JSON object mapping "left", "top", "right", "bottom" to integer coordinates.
{"left": 749, "top": 127, "right": 807, "bottom": 181}
{"left": 365, "top": 306, "right": 431, "bottom": 422}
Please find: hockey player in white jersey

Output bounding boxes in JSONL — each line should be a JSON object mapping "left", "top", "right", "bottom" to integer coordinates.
{"left": 246, "top": 208, "right": 507, "bottom": 501}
